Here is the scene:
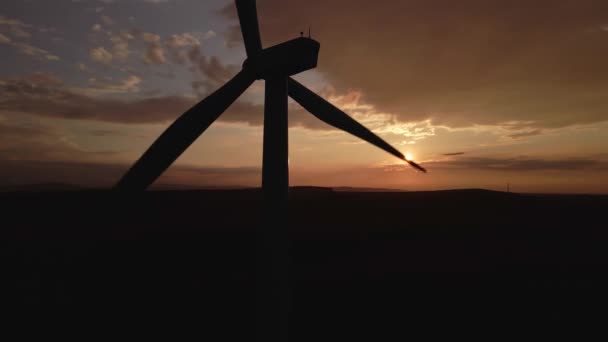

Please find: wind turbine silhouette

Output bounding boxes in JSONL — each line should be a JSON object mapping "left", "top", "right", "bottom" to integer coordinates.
{"left": 115, "top": 0, "right": 426, "bottom": 197}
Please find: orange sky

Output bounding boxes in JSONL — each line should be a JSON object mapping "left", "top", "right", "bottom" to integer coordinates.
{"left": 0, "top": 0, "right": 607, "bottom": 193}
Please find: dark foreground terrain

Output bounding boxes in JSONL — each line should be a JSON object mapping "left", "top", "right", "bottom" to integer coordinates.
{"left": 2, "top": 188, "right": 608, "bottom": 336}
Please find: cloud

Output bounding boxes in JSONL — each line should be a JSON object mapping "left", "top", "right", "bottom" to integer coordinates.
{"left": 83, "top": 75, "right": 142, "bottom": 95}
{"left": 0, "top": 16, "right": 59, "bottom": 60}
{"left": 0, "top": 33, "right": 10, "bottom": 44}
{"left": 0, "top": 75, "right": 190, "bottom": 124}
{"left": 184, "top": 46, "right": 241, "bottom": 94}
{"left": 222, "top": 0, "right": 608, "bottom": 130}
{"left": 0, "top": 118, "right": 94, "bottom": 163}
{"left": 118, "top": 75, "right": 141, "bottom": 91}
{"left": 166, "top": 33, "right": 200, "bottom": 49}
{"left": 424, "top": 156, "right": 607, "bottom": 172}
{"left": 100, "top": 15, "right": 114, "bottom": 26}
{"left": 184, "top": 50, "right": 231, "bottom": 94}
{"left": 13, "top": 42, "right": 59, "bottom": 60}
{"left": 142, "top": 32, "right": 161, "bottom": 49}
{"left": 89, "top": 30, "right": 205, "bottom": 67}
{"left": 443, "top": 152, "right": 465, "bottom": 157}
{"left": 90, "top": 46, "right": 113, "bottom": 64}
{"left": 142, "top": 32, "right": 166, "bottom": 64}
{"left": 88, "top": 27, "right": 141, "bottom": 64}
{"left": 9, "top": 25, "right": 30, "bottom": 38}
{"left": 198, "top": 55, "right": 238, "bottom": 86}
{"left": 109, "top": 31, "right": 133, "bottom": 61}
{"left": 0, "top": 74, "right": 337, "bottom": 130}
{"left": 202, "top": 30, "right": 217, "bottom": 40}
{"left": 165, "top": 33, "right": 201, "bottom": 64}
{"left": 507, "top": 129, "right": 543, "bottom": 139}
{"left": 0, "top": 15, "right": 33, "bottom": 39}
{"left": 0, "top": 16, "right": 29, "bottom": 27}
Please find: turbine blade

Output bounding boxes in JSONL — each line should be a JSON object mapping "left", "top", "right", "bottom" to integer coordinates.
{"left": 406, "top": 159, "right": 428, "bottom": 173}
{"left": 288, "top": 78, "right": 427, "bottom": 173}
{"left": 115, "top": 70, "right": 256, "bottom": 191}
{"left": 235, "top": 0, "right": 263, "bottom": 57}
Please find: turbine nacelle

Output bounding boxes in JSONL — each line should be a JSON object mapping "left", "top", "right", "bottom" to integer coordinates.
{"left": 243, "top": 37, "right": 320, "bottom": 80}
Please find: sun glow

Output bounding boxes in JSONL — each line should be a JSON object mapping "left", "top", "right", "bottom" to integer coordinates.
{"left": 405, "top": 152, "right": 413, "bottom": 161}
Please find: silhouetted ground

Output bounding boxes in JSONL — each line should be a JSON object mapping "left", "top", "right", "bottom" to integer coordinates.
{"left": 2, "top": 188, "right": 608, "bottom": 336}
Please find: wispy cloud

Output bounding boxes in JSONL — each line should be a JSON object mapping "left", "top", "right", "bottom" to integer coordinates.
{"left": 13, "top": 42, "right": 59, "bottom": 60}
{"left": 90, "top": 46, "right": 113, "bottom": 64}
{"left": 0, "top": 15, "right": 59, "bottom": 60}
{"left": 142, "top": 32, "right": 165, "bottom": 64}
{"left": 79, "top": 75, "right": 142, "bottom": 95}
{"left": 0, "top": 15, "right": 33, "bottom": 39}
{"left": 426, "top": 156, "right": 607, "bottom": 172}
{"left": 0, "top": 33, "right": 11, "bottom": 44}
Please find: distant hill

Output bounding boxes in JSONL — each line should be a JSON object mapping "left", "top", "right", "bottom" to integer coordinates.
{"left": 0, "top": 183, "right": 252, "bottom": 192}
{"left": 332, "top": 186, "right": 405, "bottom": 192}
{"left": 0, "top": 183, "right": 87, "bottom": 192}
{"left": 149, "top": 184, "right": 250, "bottom": 191}
{"left": 1, "top": 183, "right": 600, "bottom": 197}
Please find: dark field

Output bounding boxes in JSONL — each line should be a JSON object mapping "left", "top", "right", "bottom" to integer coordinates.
{"left": 2, "top": 188, "right": 608, "bottom": 336}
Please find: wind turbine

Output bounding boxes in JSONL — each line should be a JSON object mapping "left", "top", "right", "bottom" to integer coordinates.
{"left": 114, "top": 0, "right": 426, "bottom": 198}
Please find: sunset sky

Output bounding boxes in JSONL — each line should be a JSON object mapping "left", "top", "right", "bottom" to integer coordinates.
{"left": 1, "top": 0, "right": 607, "bottom": 193}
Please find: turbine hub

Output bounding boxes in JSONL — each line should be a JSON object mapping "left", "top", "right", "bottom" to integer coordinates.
{"left": 243, "top": 37, "right": 320, "bottom": 80}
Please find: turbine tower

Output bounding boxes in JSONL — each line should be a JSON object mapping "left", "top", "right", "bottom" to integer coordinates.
{"left": 115, "top": 0, "right": 426, "bottom": 200}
